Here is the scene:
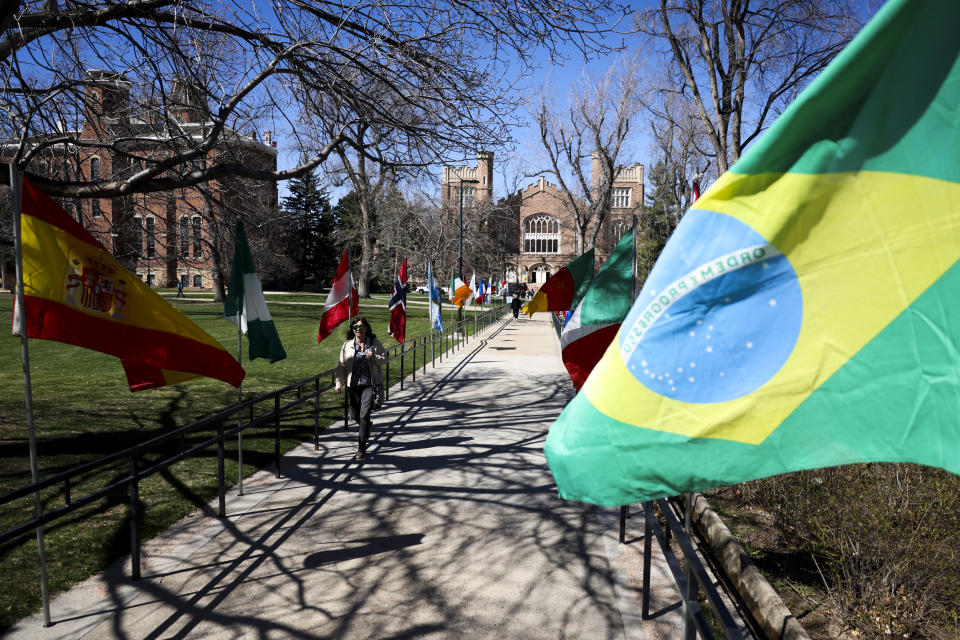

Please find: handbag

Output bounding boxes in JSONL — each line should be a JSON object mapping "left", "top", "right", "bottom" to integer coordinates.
{"left": 373, "top": 383, "right": 385, "bottom": 410}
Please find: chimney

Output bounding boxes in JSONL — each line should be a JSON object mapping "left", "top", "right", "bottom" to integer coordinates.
{"left": 264, "top": 130, "right": 272, "bottom": 145}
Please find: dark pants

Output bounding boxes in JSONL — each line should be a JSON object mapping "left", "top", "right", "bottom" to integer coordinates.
{"left": 512, "top": 306, "right": 520, "bottom": 319}
{"left": 347, "top": 385, "right": 374, "bottom": 445}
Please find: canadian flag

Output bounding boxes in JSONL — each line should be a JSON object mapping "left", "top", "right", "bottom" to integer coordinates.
{"left": 317, "top": 248, "right": 359, "bottom": 342}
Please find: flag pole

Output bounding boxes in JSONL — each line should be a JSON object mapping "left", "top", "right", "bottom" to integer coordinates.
{"left": 236, "top": 304, "right": 243, "bottom": 496}
{"left": 10, "top": 164, "right": 52, "bottom": 627}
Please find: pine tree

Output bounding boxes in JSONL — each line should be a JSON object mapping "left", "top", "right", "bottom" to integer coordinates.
{"left": 638, "top": 160, "right": 682, "bottom": 283}
{"left": 281, "top": 170, "right": 336, "bottom": 289}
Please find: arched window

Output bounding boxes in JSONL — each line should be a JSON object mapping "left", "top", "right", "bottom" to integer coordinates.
{"left": 523, "top": 214, "right": 560, "bottom": 254}
{"left": 533, "top": 265, "right": 552, "bottom": 283}
{"left": 90, "top": 157, "right": 100, "bottom": 180}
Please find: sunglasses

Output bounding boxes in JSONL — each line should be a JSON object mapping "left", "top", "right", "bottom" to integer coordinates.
{"left": 353, "top": 324, "right": 366, "bottom": 329}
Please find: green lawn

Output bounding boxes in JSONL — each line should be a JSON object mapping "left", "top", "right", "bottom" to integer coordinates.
{"left": 0, "top": 292, "right": 503, "bottom": 628}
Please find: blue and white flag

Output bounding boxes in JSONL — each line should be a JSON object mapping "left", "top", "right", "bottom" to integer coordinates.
{"left": 427, "top": 262, "right": 443, "bottom": 331}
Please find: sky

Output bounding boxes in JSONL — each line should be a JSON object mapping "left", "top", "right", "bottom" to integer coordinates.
{"left": 277, "top": 0, "right": 886, "bottom": 207}
{"left": 275, "top": 5, "right": 647, "bottom": 206}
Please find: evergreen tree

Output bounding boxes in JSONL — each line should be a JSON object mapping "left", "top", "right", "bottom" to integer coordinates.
{"left": 281, "top": 170, "right": 336, "bottom": 289}
{"left": 638, "top": 160, "right": 682, "bottom": 283}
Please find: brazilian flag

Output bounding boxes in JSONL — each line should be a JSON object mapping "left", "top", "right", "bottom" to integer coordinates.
{"left": 545, "top": 0, "right": 960, "bottom": 505}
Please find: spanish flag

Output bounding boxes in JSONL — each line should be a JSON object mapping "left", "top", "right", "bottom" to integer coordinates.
{"left": 545, "top": 0, "right": 960, "bottom": 505}
{"left": 13, "top": 177, "right": 245, "bottom": 391}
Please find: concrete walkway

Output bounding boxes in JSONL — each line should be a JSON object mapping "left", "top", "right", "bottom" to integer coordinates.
{"left": 8, "top": 315, "right": 683, "bottom": 639}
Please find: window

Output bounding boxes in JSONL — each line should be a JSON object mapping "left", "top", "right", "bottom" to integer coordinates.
{"left": 191, "top": 217, "right": 202, "bottom": 257}
{"left": 91, "top": 199, "right": 102, "bottom": 218}
{"left": 147, "top": 274, "right": 155, "bottom": 287}
{"left": 457, "top": 186, "right": 474, "bottom": 208}
{"left": 145, "top": 218, "right": 155, "bottom": 258}
{"left": 133, "top": 216, "right": 143, "bottom": 253}
{"left": 612, "top": 187, "right": 631, "bottom": 209}
{"left": 180, "top": 216, "right": 190, "bottom": 256}
{"left": 522, "top": 214, "right": 560, "bottom": 254}
{"left": 181, "top": 274, "right": 189, "bottom": 287}
{"left": 533, "top": 265, "right": 552, "bottom": 284}
{"left": 193, "top": 274, "right": 202, "bottom": 288}
{"left": 90, "top": 157, "right": 100, "bottom": 181}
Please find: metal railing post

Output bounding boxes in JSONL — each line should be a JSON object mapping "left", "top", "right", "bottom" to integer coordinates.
{"left": 274, "top": 395, "right": 281, "bottom": 478}
{"left": 217, "top": 422, "right": 226, "bottom": 518}
{"left": 314, "top": 378, "right": 321, "bottom": 451}
{"left": 412, "top": 342, "right": 417, "bottom": 382}
{"left": 128, "top": 454, "right": 141, "bottom": 580}
{"left": 682, "top": 493, "right": 695, "bottom": 640}
{"left": 400, "top": 348, "right": 405, "bottom": 390}
{"left": 619, "top": 505, "right": 628, "bottom": 543}
{"left": 642, "top": 501, "right": 652, "bottom": 619}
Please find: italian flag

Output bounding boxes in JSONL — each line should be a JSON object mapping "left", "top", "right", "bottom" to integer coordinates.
{"left": 224, "top": 220, "right": 286, "bottom": 363}
{"left": 522, "top": 248, "right": 594, "bottom": 317}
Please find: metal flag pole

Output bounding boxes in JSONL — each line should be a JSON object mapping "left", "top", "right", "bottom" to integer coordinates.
{"left": 10, "top": 164, "right": 52, "bottom": 626}
{"left": 236, "top": 305, "right": 244, "bottom": 496}
{"left": 345, "top": 247, "right": 352, "bottom": 430}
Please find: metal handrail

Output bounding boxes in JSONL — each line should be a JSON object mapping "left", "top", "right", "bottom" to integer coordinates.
{"left": 1, "top": 302, "right": 509, "bottom": 586}
{"left": 544, "top": 317, "right": 751, "bottom": 638}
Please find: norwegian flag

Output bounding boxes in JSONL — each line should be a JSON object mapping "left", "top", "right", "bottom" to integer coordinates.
{"left": 388, "top": 257, "right": 407, "bottom": 343}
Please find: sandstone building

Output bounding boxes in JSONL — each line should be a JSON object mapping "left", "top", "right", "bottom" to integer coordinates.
{"left": 441, "top": 152, "right": 643, "bottom": 292}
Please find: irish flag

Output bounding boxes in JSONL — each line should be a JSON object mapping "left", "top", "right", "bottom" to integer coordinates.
{"left": 560, "top": 234, "right": 633, "bottom": 390}
{"left": 546, "top": 0, "right": 960, "bottom": 506}
{"left": 13, "top": 176, "right": 245, "bottom": 391}
{"left": 224, "top": 220, "right": 286, "bottom": 363}
{"left": 523, "top": 249, "right": 594, "bottom": 316}
{"left": 450, "top": 275, "right": 473, "bottom": 308}
{"left": 317, "top": 248, "right": 358, "bottom": 342}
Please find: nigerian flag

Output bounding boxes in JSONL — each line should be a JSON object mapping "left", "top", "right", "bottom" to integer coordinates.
{"left": 545, "top": 0, "right": 960, "bottom": 506}
{"left": 224, "top": 220, "right": 286, "bottom": 364}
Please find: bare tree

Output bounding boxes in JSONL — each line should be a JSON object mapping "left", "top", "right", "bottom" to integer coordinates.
{"left": 645, "top": 86, "right": 713, "bottom": 216}
{"left": 638, "top": 0, "right": 864, "bottom": 173}
{"left": 533, "top": 53, "right": 642, "bottom": 254}
{"left": 0, "top": 0, "right": 628, "bottom": 197}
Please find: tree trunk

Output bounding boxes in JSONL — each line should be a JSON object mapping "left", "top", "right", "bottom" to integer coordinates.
{"left": 206, "top": 198, "right": 227, "bottom": 303}
{"left": 357, "top": 194, "right": 373, "bottom": 298}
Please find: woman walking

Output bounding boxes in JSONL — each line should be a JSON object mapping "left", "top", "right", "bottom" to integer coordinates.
{"left": 335, "top": 316, "right": 387, "bottom": 459}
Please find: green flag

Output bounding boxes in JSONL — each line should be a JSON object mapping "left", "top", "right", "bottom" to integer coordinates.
{"left": 224, "top": 220, "right": 286, "bottom": 363}
{"left": 448, "top": 270, "right": 458, "bottom": 303}
{"left": 546, "top": 0, "right": 960, "bottom": 505}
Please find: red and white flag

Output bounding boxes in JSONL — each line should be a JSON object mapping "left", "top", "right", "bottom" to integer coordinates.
{"left": 388, "top": 257, "right": 407, "bottom": 343}
{"left": 317, "top": 248, "right": 359, "bottom": 342}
